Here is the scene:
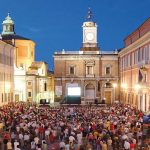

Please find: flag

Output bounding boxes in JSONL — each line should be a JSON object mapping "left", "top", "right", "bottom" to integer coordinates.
{"left": 138, "top": 69, "right": 143, "bottom": 83}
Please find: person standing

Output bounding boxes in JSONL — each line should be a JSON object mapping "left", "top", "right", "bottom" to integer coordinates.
{"left": 31, "top": 140, "right": 36, "bottom": 150}
{"left": 101, "top": 141, "right": 107, "bottom": 150}
{"left": 14, "top": 140, "right": 19, "bottom": 150}
{"left": 107, "top": 137, "right": 112, "bottom": 150}
{"left": 7, "top": 140, "right": 12, "bottom": 150}
{"left": 124, "top": 140, "right": 130, "bottom": 150}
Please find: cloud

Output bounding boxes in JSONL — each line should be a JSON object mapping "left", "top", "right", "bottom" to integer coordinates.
{"left": 28, "top": 27, "right": 41, "bottom": 33}
{"left": 20, "top": 25, "right": 41, "bottom": 33}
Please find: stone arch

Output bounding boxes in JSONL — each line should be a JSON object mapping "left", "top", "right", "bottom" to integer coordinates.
{"left": 84, "top": 83, "right": 95, "bottom": 102}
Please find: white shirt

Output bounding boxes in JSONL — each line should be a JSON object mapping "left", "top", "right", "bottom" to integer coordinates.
{"left": 19, "top": 134, "right": 23, "bottom": 140}
{"left": 14, "top": 141, "right": 19, "bottom": 150}
{"left": 34, "top": 137, "right": 39, "bottom": 144}
{"left": 69, "top": 136, "right": 75, "bottom": 142}
{"left": 59, "top": 141, "right": 65, "bottom": 148}
{"left": 24, "top": 134, "right": 29, "bottom": 141}
{"left": 31, "top": 141, "right": 36, "bottom": 149}
{"left": 16, "top": 126, "right": 20, "bottom": 132}
{"left": 122, "top": 134, "right": 128, "bottom": 140}
{"left": 77, "top": 133, "right": 82, "bottom": 145}
{"left": 124, "top": 141, "right": 130, "bottom": 149}
{"left": 45, "top": 130, "right": 50, "bottom": 136}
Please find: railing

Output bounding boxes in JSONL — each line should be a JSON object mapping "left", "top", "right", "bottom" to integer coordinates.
{"left": 54, "top": 50, "right": 118, "bottom": 55}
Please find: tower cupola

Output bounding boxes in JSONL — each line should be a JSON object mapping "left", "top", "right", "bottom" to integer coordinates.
{"left": 2, "top": 13, "right": 15, "bottom": 35}
{"left": 82, "top": 8, "right": 98, "bottom": 49}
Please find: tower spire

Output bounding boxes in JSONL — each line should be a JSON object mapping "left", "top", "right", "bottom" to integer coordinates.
{"left": 86, "top": 8, "right": 93, "bottom": 21}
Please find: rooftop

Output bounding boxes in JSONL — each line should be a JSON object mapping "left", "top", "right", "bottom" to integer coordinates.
{"left": 2, "top": 34, "right": 31, "bottom": 41}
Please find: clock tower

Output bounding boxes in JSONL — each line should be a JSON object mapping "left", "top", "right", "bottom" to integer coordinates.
{"left": 81, "top": 8, "right": 99, "bottom": 51}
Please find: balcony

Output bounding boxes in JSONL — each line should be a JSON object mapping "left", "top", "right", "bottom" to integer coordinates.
{"left": 54, "top": 50, "right": 117, "bottom": 55}
{"left": 86, "top": 74, "right": 95, "bottom": 78}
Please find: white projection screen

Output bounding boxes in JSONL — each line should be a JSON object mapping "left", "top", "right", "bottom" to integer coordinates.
{"left": 67, "top": 87, "right": 81, "bottom": 96}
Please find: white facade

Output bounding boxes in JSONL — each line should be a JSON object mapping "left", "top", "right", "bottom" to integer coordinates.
{"left": 14, "top": 65, "right": 26, "bottom": 102}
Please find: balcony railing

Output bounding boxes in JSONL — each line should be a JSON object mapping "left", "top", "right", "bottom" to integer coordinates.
{"left": 86, "top": 74, "right": 95, "bottom": 78}
{"left": 54, "top": 50, "right": 117, "bottom": 55}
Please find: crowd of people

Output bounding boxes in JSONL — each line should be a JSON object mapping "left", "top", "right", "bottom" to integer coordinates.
{"left": 0, "top": 102, "right": 149, "bottom": 150}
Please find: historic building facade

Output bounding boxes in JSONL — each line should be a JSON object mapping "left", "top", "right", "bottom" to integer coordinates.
{"left": 1, "top": 14, "right": 54, "bottom": 104}
{"left": 54, "top": 9, "right": 119, "bottom": 104}
{"left": 27, "top": 62, "right": 54, "bottom": 103}
{"left": 0, "top": 40, "right": 14, "bottom": 106}
{"left": 119, "top": 18, "right": 150, "bottom": 112}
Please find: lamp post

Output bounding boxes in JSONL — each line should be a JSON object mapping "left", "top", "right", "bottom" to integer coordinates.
{"left": 113, "top": 83, "right": 117, "bottom": 102}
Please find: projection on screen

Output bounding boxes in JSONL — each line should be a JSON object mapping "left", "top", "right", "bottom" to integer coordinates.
{"left": 67, "top": 87, "right": 81, "bottom": 96}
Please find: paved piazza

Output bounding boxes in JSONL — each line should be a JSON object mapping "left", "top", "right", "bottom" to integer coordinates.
{"left": 0, "top": 102, "right": 149, "bottom": 150}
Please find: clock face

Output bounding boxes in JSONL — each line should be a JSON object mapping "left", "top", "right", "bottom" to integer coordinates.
{"left": 86, "top": 32, "right": 94, "bottom": 41}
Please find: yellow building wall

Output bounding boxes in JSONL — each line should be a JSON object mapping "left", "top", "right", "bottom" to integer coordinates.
{"left": 15, "top": 40, "right": 35, "bottom": 70}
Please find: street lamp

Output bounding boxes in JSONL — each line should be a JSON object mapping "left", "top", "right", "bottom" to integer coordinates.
{"left": 134, "top": 84, "right": 141, "bottom": 91}
{"left": 121, "top": 83, "right": 127, "bottom": 89}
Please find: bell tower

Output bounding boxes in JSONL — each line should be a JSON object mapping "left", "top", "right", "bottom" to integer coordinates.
{"left": 81, "top": 8, "right": 99, "bottom": 51}
{"left": 1, "top": 13, "right": 15, "bottom": 35}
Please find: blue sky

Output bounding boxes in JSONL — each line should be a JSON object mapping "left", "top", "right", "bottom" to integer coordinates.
{"left": 0, "top": 0, "right": 149, "bottom": 70}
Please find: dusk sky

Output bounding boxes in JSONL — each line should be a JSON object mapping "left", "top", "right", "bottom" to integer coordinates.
{"left": 0, "top": 0, "right": 149, "bottom": 70}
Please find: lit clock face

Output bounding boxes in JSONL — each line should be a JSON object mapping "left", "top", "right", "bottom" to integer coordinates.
{"left": 86, "top": 32, "right": 94, "bottom": 41}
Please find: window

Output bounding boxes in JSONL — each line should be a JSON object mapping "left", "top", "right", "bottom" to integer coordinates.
{"left": 28, "top": 92, "right": 32, "bottom": 98}
{"left": 144, "top": 73, "right": 147, "bottom": 82}
{"left": 105, "top": 82, "right": 112, "bottom": 88}
{"left": 128, "top": 55, "right": 130, "bottom": 67}
{"left": 27, "top": 81, "right": 32, "bottom": 86}
{"left": 105, "top": 66, "right": 111, "bottom": 75}
{"left": 132, "top": 52, "right": 134, "bottom": 65}
{"left": 2, "top": 93, "right": 3, "bottom": 103}
{"left": 5, "top": 93, "right": 7, "bottom": 102}
{"left": 44, "top": 82, "right": 47, "bottom": 91}
{"left": 138, "top": 49, "right": 140, "bottom": 62}
{"left": 8, "top": 93, "right": 10, "bottom": 102}
{"left": 69, "top": 66, "right": 75, "bottom": 75}
{"left": 86, "top": 66, "right": 93, "bottom": 75}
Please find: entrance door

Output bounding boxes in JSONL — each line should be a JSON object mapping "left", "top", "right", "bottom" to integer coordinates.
{"left": 15, "top": 94, "right": 19, "bottom": 102}
{"left": 85, "top": 89, "right": 95, "bottom": 99}
{"left": 104, "top": 91, "right": 111, "bottom": 104}
{"left": 85, "top": 83, "right": 95, "bottom": 102}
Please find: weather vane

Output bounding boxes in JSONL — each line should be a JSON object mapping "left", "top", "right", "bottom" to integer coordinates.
{"left": 86, "top": 8, "right": 93, "bottom": 21}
